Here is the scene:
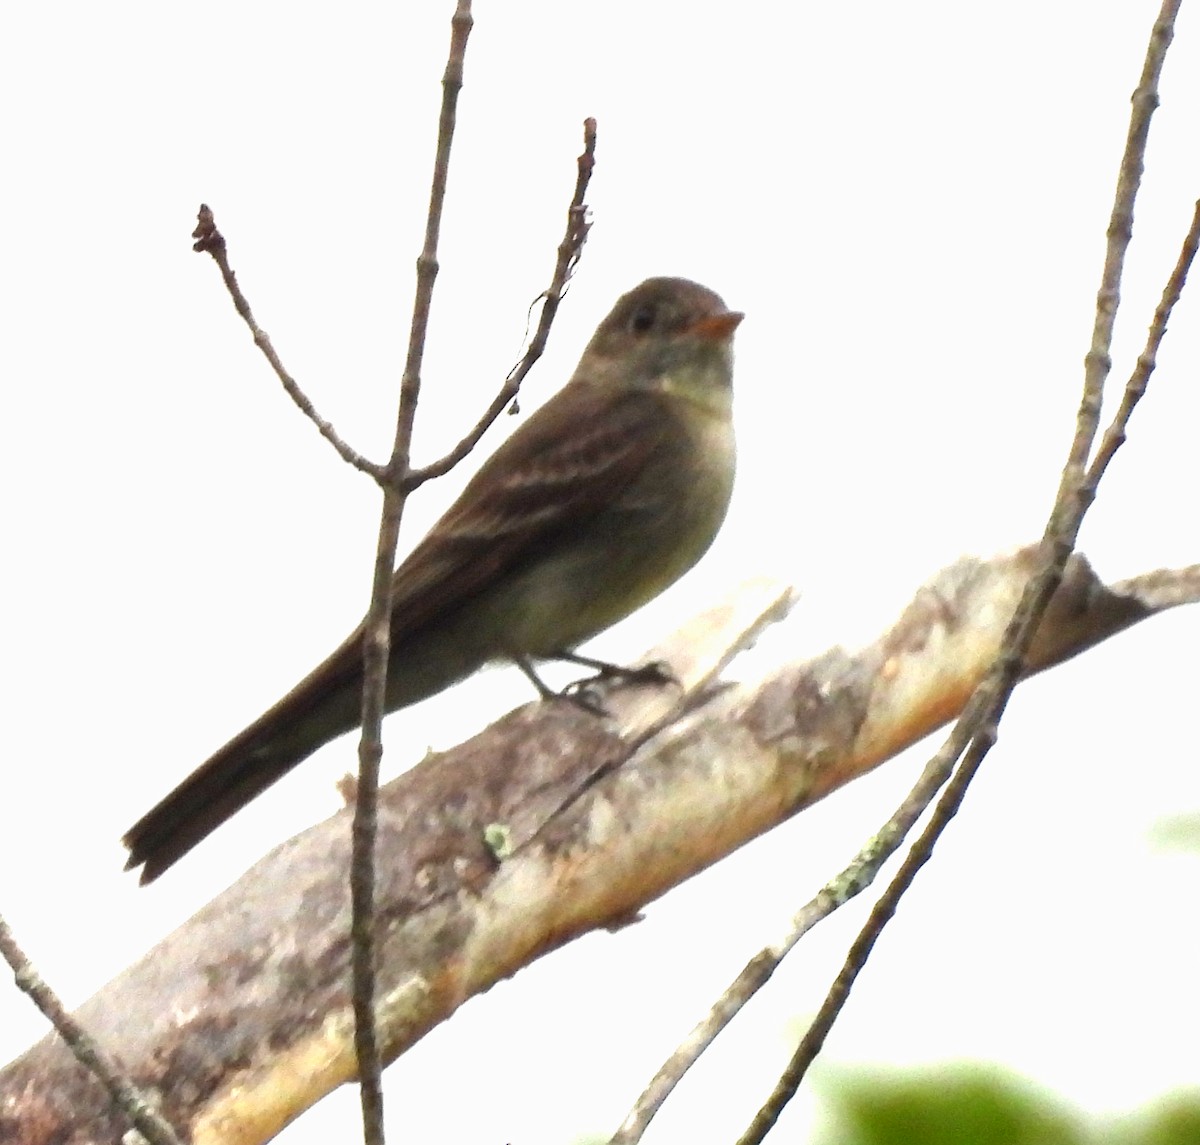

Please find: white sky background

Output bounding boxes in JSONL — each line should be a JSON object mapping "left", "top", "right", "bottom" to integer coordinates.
{"left": 1, "top": 2, "right": 1198, "bottom": 1142}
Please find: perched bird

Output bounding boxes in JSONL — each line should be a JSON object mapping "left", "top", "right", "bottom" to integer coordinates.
{"left": 124, "top": 276, "right": 742, "bottom": 882}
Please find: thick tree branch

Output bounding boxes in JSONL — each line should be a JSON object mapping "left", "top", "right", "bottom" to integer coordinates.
{"left": 2, "top": 551, "right": 1195, "bottom": 1145}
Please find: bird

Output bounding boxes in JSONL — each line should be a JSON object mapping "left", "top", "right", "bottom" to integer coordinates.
{"left": 123, "top": 276, "right": 742, "bottom": 882}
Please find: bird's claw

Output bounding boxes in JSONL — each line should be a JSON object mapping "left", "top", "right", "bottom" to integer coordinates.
{"left": 559, "top": 658, "right": 677, "bottom": 716}
{"left": 560, "top": 681, "right": 610, "bottom": 716}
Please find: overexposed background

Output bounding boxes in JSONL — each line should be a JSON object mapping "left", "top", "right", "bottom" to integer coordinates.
{"left": 1, "top": 2, "right": 1198, "bottom": 1141}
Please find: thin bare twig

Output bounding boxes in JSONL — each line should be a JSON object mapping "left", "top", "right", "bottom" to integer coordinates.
{"left": 405, "top": 116, "right": 597, "bottom": 490}
{"left": 610, "top": 762, "right": 945, "bottom": 1142}
{"left": 732, "top": 5, "right": 1185, "bottom": 1141}
{"left": 1065, "top": 3, "right": 1178, "bottom": 500}
{"left": 0, "top": 913, "right": 184, "bottom": 1145}
{"left": 191, "top": 205, "right": 384, "bottom": 479}
{"left": 350, "top": 4, "right": 474, "bottom": 1141}
{"left": 1086, "top": 197, "right": 1200, "bottom": 487}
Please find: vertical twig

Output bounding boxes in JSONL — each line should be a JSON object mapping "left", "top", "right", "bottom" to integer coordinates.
{"left": 351, "top": 4, "right": 474, "bottom": 1142}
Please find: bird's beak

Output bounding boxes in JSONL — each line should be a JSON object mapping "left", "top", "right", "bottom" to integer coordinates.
{"left": 689, "top": 310, "right": 745, "bottom": 342}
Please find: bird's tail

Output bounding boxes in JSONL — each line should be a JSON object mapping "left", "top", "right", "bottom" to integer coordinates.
{"left": 123, "top": 641, "right": 363, "bottom": 884}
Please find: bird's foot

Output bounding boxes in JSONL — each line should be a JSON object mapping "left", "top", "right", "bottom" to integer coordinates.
{"left": 515, "top": 653, "right": 676, "bottom": 717}
{"left": 558, "top": 653, "right": 677, "bottom": 715}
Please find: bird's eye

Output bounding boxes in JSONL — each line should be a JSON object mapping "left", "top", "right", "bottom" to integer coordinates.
{"left": 628, "top": 304, "right": 657, "bottom": 335}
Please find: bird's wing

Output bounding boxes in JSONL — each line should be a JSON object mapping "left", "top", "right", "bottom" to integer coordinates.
{"left": 122, "top": 385, "right": 669, "bottom": 882}
{"left": 387, "top": 382, "right": 669, "bottom": 640}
